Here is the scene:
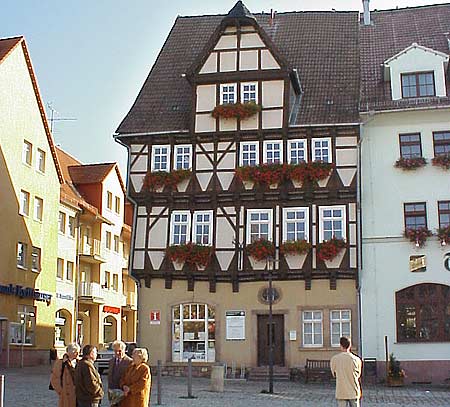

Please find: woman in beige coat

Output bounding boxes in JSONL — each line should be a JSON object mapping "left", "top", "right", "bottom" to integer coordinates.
{"left": 51, "top": 343, "right": 80, "bottom": 407}
{"left": 120, "top": 348, "right": 151, "bottom": 407}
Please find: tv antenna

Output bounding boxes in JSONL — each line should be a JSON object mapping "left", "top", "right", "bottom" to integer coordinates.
{"left": 47, "top": 102, "right": 77, "bottom": 133}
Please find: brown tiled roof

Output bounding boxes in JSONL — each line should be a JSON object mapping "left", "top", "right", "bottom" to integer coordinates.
{"left": 116, "top": 10, "right": 360, "bottom": 134}
{"left": 68, "top": 163, "right": 116, "bottom": 185}
{"left": 360, "top": 4, "right": 450, "bottom": 112}
{"left": 0, "top": 36, "right": 22, "bottom": 63}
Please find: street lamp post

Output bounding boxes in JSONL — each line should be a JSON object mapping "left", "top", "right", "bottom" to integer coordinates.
{"left": 267, "top": 256, "right": 274, "bottom": 394}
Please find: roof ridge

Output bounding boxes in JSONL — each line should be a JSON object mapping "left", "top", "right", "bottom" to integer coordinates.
{"left": 370, "top": 2, "right": 450, "bottom": 13}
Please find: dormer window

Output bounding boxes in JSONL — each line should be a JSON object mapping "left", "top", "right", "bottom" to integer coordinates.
{"left": 401, "top": 72, "right": 435, "bottom": 98}
{"left": 220, "top": 84, "right": 236, "bottom": 104}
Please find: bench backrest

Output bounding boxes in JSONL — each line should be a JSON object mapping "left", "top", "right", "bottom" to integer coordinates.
{"left": 306, "top": 359, "right": 330, "bottom": 369}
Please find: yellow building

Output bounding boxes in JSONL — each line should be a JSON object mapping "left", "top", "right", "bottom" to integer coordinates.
{"left": 0, "top": 37, "right": 63, "bottom": 366}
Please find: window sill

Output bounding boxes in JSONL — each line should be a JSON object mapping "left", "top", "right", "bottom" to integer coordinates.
{"left": 19, "top": 213, "right": 29, "bottom": 218}
{"left": 36, "top": 169, "right": 45, "bottom": 175}
{"left": 31, "top": 269, "right": 41, "bottom": 274}
{"left": 10, "top": 343, "right": 34, "bottom": 347}
{"left": 17, "top": 265, "right": 28, "bottom": 271}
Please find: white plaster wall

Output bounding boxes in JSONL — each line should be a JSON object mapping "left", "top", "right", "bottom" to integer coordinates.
{"left": 240, "top": 33, "right": 265, "bottom": 48}
{"left": 196, "top": 85, "right": 216, "bottom": 112}
{"left": 239, "top": 50, "right": 258, "bottom": 71}
{"left": 219, "top": 52, "right": 237, "bottom": 72}
{"left": 195, "top": 114, "right": 216, "bottom": 133}
{"left": 214, "top": 35, "right": 237, "bottom": 50}
{"left": 261, "top": 50, "right": 280, "bottom": 70}
{"left": 262, "top": 80, "right": 284, "bottom": 107}
{"left": 199, "top": 54, "right": 217, "bottom": 74}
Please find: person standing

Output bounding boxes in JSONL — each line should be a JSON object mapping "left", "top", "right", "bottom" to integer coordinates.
{"left": 330, "top": 336, "right": 362, "bottom": 407}
{"left": 74, "top": 345, "right": 104, "bottom": 407}
{"left": 51, "top": 343, "right": 80, "bottom": 407}
{"left": 120, "top": 348, "right": 151, "bottom": 407}
{"left": 108, "top": 340, "right": 132, "bottom": 405}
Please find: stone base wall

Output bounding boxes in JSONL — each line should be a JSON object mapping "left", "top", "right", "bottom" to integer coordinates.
{"left": 0, "top": 348, "right": 50, "bottom": 367}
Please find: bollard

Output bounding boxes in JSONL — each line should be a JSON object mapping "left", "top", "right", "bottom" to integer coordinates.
{"left": 210, "top": 364, "right": 224, "bottom": 392}
{"left": 187, "top": 357, "right": 193, "bottom": 398}
{"left": 0, "top": 375, "right": 4, "bottom": 407}
{"left": 157, "top": 360, "right": 162, "bottom": 405}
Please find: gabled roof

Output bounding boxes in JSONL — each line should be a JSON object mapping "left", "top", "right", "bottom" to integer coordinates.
{"left": 360, "top": 4, "right": 450, "bottom": 112}
{"left": 0, "top": 36, "right": 64, "bottom": 183}
{"left": 68, "top": 163, "right": 116, "bottom": 185}
{"left": 384, "top": 42, "right": 449, "bottom": 65}
{"left": 116, "top": 9, "right": 360, "bottom": 134}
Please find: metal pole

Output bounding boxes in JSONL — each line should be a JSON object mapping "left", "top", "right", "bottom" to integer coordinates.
{"left": 384, "top": 335, "right": 389, "bottom": 381}
{"left": 0, "top": 374, "right": 4, "bottom": 407}
{"left": 6, "top": 320, "right": 10, "bottom": 368}
{"left": 157, "top": 360, "right": 162, "bottom": 405}
{"left": 187, "top": 357, "right": 193, "bottom": 398}
{"left": 268, "top": 267, "right": 274, "bottom": 394}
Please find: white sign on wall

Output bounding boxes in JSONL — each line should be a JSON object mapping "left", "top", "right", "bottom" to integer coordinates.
{"left": 226, "top": 311, "right": 245, "bottom": 340}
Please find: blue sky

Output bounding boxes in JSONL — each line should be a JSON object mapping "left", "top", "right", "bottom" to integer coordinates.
{"left": 2, "top": 0, "right": 449, "bottom": 176}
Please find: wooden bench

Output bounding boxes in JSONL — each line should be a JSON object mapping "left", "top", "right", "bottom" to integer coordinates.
{"left": 304, "top": 359, "right": 332, "bottom": 383}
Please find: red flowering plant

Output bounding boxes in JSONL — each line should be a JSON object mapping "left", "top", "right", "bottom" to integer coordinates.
{"left": 142, "top": 169, "right": 191, "bottom": 191}
{"left": 404, "top": 227, "right": 433, "bottom": 247}
{"left": 394, "top": 157, "right": 427, "bottom": 170}
{"left": 317, "top": 237, "right": 346, "bottom": 261}
{"left": 212, "top": 101, "right": 261, "bottom": 120}
{"left": 246, "top": 238, "right": 275, "bottom": 262}
{"left": 280, "top": 240, "right": 312, "bottom": 256}
{"left": 235, "top": 164, "right": 286, "bottom": 186}
{"left": 286, "top": 161, "right": 334, "bottom": 184}
{"left": 437, "top": 226, "right": 450, "bottom": 245}
{"left": 432, "top": 154, "right": 450, "bottom": 170}
{"left": 166, "top": 243, "right": 214, "bottom": 269}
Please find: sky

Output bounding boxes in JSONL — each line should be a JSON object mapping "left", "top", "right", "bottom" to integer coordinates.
{"left": 2, "top": 0, "right": 449, "bottom": 176}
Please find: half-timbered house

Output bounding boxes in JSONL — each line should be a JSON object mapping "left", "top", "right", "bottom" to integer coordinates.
{"left": 115, "top": 2, "right": 360, "bottom": 375}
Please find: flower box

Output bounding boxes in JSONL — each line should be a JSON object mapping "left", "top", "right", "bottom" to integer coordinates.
{"left": 286, "top": 161, "right": 334, "bottom": 184}
{"left": 317, "top": 238, "right": 346, "bottom": 261}
{"left": 166, "top": 243, "right": 213, "bottom": 269}
{"left": 394, "top": 156, "right": 427, "bottom": 170}
{"left": 212, "top": 102, "right": 261, "bottom": 120}
{"left": 235, "top": 164, "right": 286, "bottom": 186}
{"left": 246, "top": 239, "right": 275, "bottom": 262}
{"left": 142, "top": 169, "right": 191, "bottom": 191}
{"left": 432, "top": 154, "right": 450, "bottom": 170}
{"left": 280, "top": 240, "right": 312, "bottom": 256}
{"left": 404, "top": 227, "right": 432, "bottom": 247}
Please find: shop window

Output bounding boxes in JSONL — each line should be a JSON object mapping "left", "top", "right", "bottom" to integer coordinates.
{"left": 172, "top": 303, "right": 215, "bottom": 362}
{"left": 103, "top": 316, "right": 117, "bottom": 344}
{"left": 11, "top": 305, "right": 36, "bottom": 345}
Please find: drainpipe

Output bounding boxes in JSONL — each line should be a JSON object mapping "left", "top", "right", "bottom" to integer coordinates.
{"left": 74, "top": 212, "right": 81, "bottom": 343}
{"left": 356, "top": 131, "right": 363, "bottom": 358}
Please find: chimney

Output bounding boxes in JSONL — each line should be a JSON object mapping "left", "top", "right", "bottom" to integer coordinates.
{"left": 363, "top": 0, "right": 371, "bottom": 26}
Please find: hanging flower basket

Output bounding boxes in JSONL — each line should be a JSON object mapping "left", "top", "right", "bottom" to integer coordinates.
{"left": 394, "top": 157, "right": 427, "bottom": 170}
{"left": 286, "top": 161, "right": 335, "bottom": 184}
{"left": 142, "top": 169, "right": 191, "bottom": 191}
{"left": 404, "top": 227, "right": 432, "bottom": 247}
{"left": 317, "top": 238, "right": 346, "bottom": 261}
{"left": 166, "top": 243, "right": 213, "bottom": 269}
{"left": 235, "top": 164, "right": 286, "bottom": 186}
{"left": 432, "top": 154, "right": 450, "bottom": 170}
{"left": 246, "top": 239, "right": 275, "bottom": 262}
{"left": 212, "top": 102, "right": 261, "bottom": 120}
{"left": 280, "top": 240, "right": 312, "bottom": 256}
{"left": 437, "top": 226, "right": 450, "bottom": 245}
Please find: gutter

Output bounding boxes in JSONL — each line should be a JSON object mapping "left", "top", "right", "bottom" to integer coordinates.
{"left": 113, "top": 129, "right": 189, "bottom": 139}
{"left": 361, "top": 103, "right": 450, "bottom": 116}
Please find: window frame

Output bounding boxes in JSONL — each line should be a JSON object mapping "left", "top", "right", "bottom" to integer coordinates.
{"left": 151, "top": 145, "right": 171, "bottom": 172}
{"left": 113, "top": 235, "right": 120, "bottom": 253}
{"left": 311, "top": 137, "right": 332, "bottom": 163}
{"left": 114, "top": 196, "right": 120, "bottom": 214}
{"left": 240, "top": 82, "right": 258, "bottom": 103}
{"left": 302, "top": 310, "right": 323, "bottom": 348}
{"left": 173, "top": 144, "right": 192, "bottom": 170}
{"left": 31, "top": 246, "right": 41, "bottom": 273}
{"left": 401, "top": 71, "right": 436, "bottom": 99}
{"left": 192, "top": 210, "right": 213, "bottom": 246}
{"left": 239, "top": 142, "right": 259, "bottom": 167}
{"left": 282, "top": 207, "right": 309, "bottom": 242}
{"left": 170, "top": 210, "right": 191, "bottom": 245}
{"left": 22, "top": 140, "right": 32, "bottom": 166}
{"left": 246, "top": 209, "right": 273, "bottom": 244}
{"left": 36, "top": 148, "right": 46, "bottom": 173}
{"left": 34, "top": 196, "right": 43, "bottom": 222}
{"left": 330, "top": 310, "right": 352, "bottom": 347}
{"left": 220, "top": 83, "right": 237, "bottom": 105}
{"left": 105, "top": 231, "right": 112, "bottom": 250}
{"left": 399, "top": 133, "right": 422, "bottom": 159}
{"left": 58, "top": 211, "right": 66, "bottom": 234}
{"left": 17, "top": 242, "right": 27, "bottom": 269}
{"left": 288, "top": 139, "right": 308, "bottom": 164}
{"left": 66, "top": 261, "right": 74, "bottom": 281}
{"left": 318, "top": 205, "right": 346, "bottom": 242}
{"left": 68, "top": 216, "right": 76, "bottom": 238}
{"left": 404, "top": 202, "right": 427, "bottom": 230}
{"left": 19, "top": 190, "right": 30, "bottom": 217}
{"left": 57, "top": 258, "right": 64, "bottom": 279}
{"left": 438, "top": 201, "right": 450, "bottom": 229}
{"left": 433, "top": 131, "right": 450, "bottom": 157}
{"left": 106, "top": 191, "right": 113, "bottom": 210}
{"left": 263, "top": 140, "right": 283, "bottom": 164}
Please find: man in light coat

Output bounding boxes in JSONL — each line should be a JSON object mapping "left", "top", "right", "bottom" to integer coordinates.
{"left": 51, "top": 343, "right": 80, "bottom": 407}
{"left": 108, "top": 340, "right": 132, "bottom": 405}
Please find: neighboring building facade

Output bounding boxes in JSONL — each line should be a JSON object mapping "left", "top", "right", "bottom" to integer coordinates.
{"left": 360, "top": 5, "right": 450, "bottom": 384}
{"left": 0, "top": 37, "right": 62, "bottom": 366}
{"left": 116, "top": 2, "right": 360, "bottom": 375}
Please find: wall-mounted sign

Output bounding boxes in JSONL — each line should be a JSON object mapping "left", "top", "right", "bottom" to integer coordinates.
{"left": 150, "top": 310, "right": 161, "bottom": 325}
{"left": 56, "top": 293, "right": 74, "bottom": 301}
{"left": 409, "top": 255, "right": 426, "bottom": 272}
{"left": 0, "top": 283, "right": 52, "bottom": 304}
{"left": 289, "top": 330, "right": 297, "bottom": 341}
{"left": 226, "top": 310, "right": 245, "bottom": 340}
{"left": 103, "top": 306, "right": 120, "bottom": 314}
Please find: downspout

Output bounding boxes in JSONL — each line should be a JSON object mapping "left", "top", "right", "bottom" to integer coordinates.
{"left": 74, "top": 212, "right": 81, "bottom": 343}
{"left": 356, "top": 128, "right": 363, "bottom": 358}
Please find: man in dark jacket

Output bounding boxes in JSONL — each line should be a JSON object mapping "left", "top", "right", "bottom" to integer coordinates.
{"left": 107, "top": 340, "right": 132, "bottom": 405}
{"left": 75, "top": 345, "right": 104, "bottom": 407}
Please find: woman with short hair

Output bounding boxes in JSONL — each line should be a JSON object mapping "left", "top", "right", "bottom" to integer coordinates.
{"left": 120, "top": 348, "right": 151, "bottom": 407}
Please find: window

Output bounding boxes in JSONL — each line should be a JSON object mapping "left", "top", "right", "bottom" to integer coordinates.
{"left": 152, "top": 145, "right": 170, "bottom": 172}
{"left": 399, "top": 133, "right": 422, "bottom": 158}
{"left": 247, "top": 209, "right": 272, "bottom": 243}
{"left": 115, "top": 196, "right": 120, "bottom": 214}
{"left": 263, "top": 141, "right": 283, "bottom": 164}
{"left": 19, "top": 190, "right": 30, "bottom": 216}
{"left": 31, "top": 247, "right": 41, "bottom": 272}
{"left": 112, "top": 274, "right": 119, "bottom": 291}
{"left": 220, "top": 84, "right": 236, "bottom": 104}
{"left": 170, "top": 211, "right": 190, "bottom": 245}
{"left": 104, "top": 271, "right": 110, "bottom": 289}
{"left": 433, "top": 131, "right": 450, "bottom": 156}
{"left": 193, "top": 211, "right": 213, "bottom": 245}
{"left": 312, "top": 138, "right": 331, "bottom": 163}
{"left": 57, "top": 258, "right": 64, "bottom": 279}
{"left": 396, "top": 283, "right": 450, "bottom": 342}
{"left": 240, "top": 142, "right": 259, "bottom": 166}
{"left": 106, "top": 191, "right": 113, "bottom": 210}
{"left": 36, "top": 149, "right": 45, "bottom": 173}
{"left": 114, "top": 235, "right": 120, "bottom": 252}
{"left": 68, "top": 216, "right": 76, "bottom": 238}
{"left": 401, "top": 72, "right": 435, "bottom": 98}
{"left": 288, "top": 139, "right": 307, "bottom": 164}
{"left": 241, "top": 82, "right": 257, "bottom": 103}
{"left": 58, "top": 212, "right": 66, "bottom": 234}
{"left": 34, "top": 197, "right": 43, "bottom": 221}
{"left": 22, "top": 141, "right": 32, "bottom": 165}
{"left": 66, "top": 261, "right": 74, "bottom": 281}
{"left": 172, "top": 303, "right": 215, "bottom": 362}
{"left": 438, "top": 201, "right": 450, "bottom": 229}
{"left": 330, "top": 310, "right": 351, "bottom": 347}
{"left": 17, "top": 242, "right": 27, "bottom": 268}
{"left": 303, "top": 311, "right": 323, "bottom": 347}
{"left": 174, "top": 145, "right": 192, "bottom": 170}
{"left": 319, "top": 206, "right": 346, "bottom": 242}
{"left": 106, "top": 231, "right": 112, "bottom": 250}
{"left": 283, "top": 207, "right": 309, "bottom": 242}
{"left": 404, "top": 202, "right": 427, "bottom": 229}
{"left": 16, "top": 305, "right": 36, "bottom": 345}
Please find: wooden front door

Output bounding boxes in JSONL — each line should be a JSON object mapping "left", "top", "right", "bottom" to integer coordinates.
{"left": 257, "top": 314, "right": 285, "bottom": 366}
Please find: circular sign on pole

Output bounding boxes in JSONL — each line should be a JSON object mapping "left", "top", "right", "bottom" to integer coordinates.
{"left": 444, "top": 252, "right": 450, "bottom": 271}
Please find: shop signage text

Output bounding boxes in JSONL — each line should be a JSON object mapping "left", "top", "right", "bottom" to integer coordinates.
{"left": 103, "top": 306, "right": 121, "bottom": 314}
{"left": 0, "top": 283, "right": 52, "bottom": 304}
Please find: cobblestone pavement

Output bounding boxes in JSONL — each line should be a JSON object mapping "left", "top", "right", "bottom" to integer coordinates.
{"left": 1, "top": 366, "right": 450, "bottom": 406}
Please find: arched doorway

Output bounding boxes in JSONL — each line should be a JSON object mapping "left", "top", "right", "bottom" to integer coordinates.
{"left": 55, "top": 309, "right": 72, "bottom": 347}
{"left": 103, "top": 316, "right": 117, "bottom": 344}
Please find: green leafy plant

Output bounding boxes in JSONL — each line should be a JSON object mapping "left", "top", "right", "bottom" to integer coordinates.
{"left": 142, "top": 169, "right": 191, "bottom": 191}
{"left": 317, "top": 238, "right": 346, "bottom": 261}
{"left": 394, "top": 157, "right": 427, "bottom": 170}
{"left": 166, "top": 243, "right": 213, "bottom": 269}
{"left": 212, "top": 102, "right": 261, "bottom": 120}
{"left": 246, "top": 239, "right": 275, "bottom": 262}
{"left": 404, "top": 227, "right": 432, "bottom": 247}
{"left": 388, "top": 353, "right": 406, "bottom": 378}
{"left": 280, "top": 240, "right": 312, "bottom": 256}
